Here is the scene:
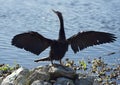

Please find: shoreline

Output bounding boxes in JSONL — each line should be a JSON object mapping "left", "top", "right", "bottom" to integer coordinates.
{"left": 0, "top": 57, "right": 119, "bottom": 85}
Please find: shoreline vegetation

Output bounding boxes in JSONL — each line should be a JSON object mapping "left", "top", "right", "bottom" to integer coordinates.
{"left": 0, "top": 55, "right": 119, "bottom": 85}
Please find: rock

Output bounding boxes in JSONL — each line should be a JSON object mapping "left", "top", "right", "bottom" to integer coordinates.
{"left": 31, "top": 65, "right": 50, "bottom": 72}
{"left": 0, "top": 70, "right": 3, "bottom": 77}
{"left": 28, "top": 64, "right": 76, "bottom": 84}
{"left": 54, "top": 77, "right": 74, "bottom": 85}
{"left": 75, "top": 78, "right": 92, "bottom": 85}
{"left": 93, "top": 79, "right": 100, "bottom": 85}
{"left": 1, "top": 82, "right": 14, "bottom": 85}
{"left": 28, "top": 70, "right": 50, "bottom": 84}
{"left": 0, "top": 64, "right": 100, "bottom": 85}
{"left": 14, "top": 74, "right": 28, "bottom": 85}
{"left": 1, "top": 67, "right": 29, "bottom": 85}
{"left": 75, "top": 76, "right": 99, "bottom": 85}
{"left": 48, "top": 64, "right": 76, "bottom": 79}
{"left": 31, "top": 80, "right": 43, "bottom": 85}
{"left": 0, "top": 77, "right": 3, "bottom": 85}
{"left": 31, "top": 80, "right": 52, "bottom": 85}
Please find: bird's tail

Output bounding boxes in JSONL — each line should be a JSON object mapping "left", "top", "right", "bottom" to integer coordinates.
{"left": 34, "top": 57, "right": 50, "bottom": 62}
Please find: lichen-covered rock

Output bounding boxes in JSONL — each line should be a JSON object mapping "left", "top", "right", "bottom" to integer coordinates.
{"left": 31, "top": 80, "right": 52, "bottom": 85}
{"left": 93, "top": 79, "right": 100, "bottom": 85}
{"left": 75, "top": 76, "right": 100, "bottom": 85}
{"left": 0, "top": 64, "right": 101, "bottom": 85}
{"left": 54, "top": 77, "right": 75, "bottom": 85}
{"left": 1, "top": 82, "right": 14, "bottom": 85}
{"left": 0, "top": 77, "right": 3, "bottom": 85}
{"left": 48, "top": 64, "right": 76, "bottom": 79}
{"left": 31, "top": 65, "right": 50, "bottom": 73}
{"left": 27, "top": 70, "right": 50, "bottom": 84}
{"left": 14, "top": 75, "right": 28, "bottom": 85}
{"left": 1, "top": 67, "right": 29, "bottom": 85}
{"left": 75, "top": 78, "right": 92, "bottom": 85}
{"left": 28, "top": 64, "right": 76, "bottom": 84}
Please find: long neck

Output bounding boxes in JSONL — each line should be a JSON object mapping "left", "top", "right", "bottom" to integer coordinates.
{"left": 58, "top": 15, "right": 66, "bottom": 41}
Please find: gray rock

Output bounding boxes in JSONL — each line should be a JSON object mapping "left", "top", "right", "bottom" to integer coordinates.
{"left": 0, "top": 77, "right": 3, "bottom": 85}
{"left": 14, "top": 74, "right": 28, "bottom": 85}
{"left": 31, "top": 65, "right": 50, "bottom": 73}
{"left": 0, "top": 70, "right": 3, "bottom": 77}
{"left": 28, "top": 70, "right": 50, "bottom": 84}
{"left": 31, "top": 80, "right": 44, "bottom": 85}
{"left": 54, "top": 77, "right": 74, "bottom": 85}
{"left": 0, "top": 64, "right": 99, "bottom": 85}
{"left": 1, "top": 82, "right": 14, "bottom": 85}
{"left": 75, "top": 76, "right": 99, "bottom": 85}
{"left": 31, "top": 80, "right": 52, "bottom": 85}
{"left": 1, "top": 67, "right": 29, "bottom": 85}
{"left": 48, "top": 64, "right": 76, "bottom": 79}
{"left": 29, "top": 64, "right": 76, "bottom": 83}
{"left": 93, "top": 79, "right": 100, "bottom": 85}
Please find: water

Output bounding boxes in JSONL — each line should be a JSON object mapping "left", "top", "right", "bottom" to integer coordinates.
{"left": 0, "top": 0, "right": 120, "bottom": 69}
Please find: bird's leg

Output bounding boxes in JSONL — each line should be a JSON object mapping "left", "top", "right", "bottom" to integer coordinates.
{"left": 51, "top": 60, "right": 54, "bottom": 65}
{"left": 50, "top": 57, "right": 54, "bottom": 65}
{"left": 60, "top": 59, "right": 63, "bottom": 65}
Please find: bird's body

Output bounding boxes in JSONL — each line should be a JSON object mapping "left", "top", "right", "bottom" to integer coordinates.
{"left": 12, "top": 10, "right": 116, "bottom": 64}
{"left": 49, "top": 40, "right": 68, "bottom": 64}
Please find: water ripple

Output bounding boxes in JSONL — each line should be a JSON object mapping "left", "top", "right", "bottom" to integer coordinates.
{"left": 0, "top": 0, "right": 120, "bottom": 68}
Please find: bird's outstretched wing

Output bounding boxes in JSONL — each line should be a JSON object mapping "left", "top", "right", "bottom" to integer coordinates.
{"left": 12, "top": 31, "right": 53, "bottom": 55}
{"left": 67, "top": 31, "right": 116, "bottom": 53}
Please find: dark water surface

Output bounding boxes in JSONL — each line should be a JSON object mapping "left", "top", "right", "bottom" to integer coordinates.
{"left": 0, "top": 0, "right": 120, "bottom": 68}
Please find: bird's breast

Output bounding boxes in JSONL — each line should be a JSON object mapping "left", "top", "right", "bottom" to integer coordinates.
{"left": 50, "top": 41, "right": 68, "bottom": 57}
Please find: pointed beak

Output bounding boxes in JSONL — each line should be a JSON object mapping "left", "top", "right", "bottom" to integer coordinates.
{"left": 52, "top": 9, "right": 57, "bottom": 14}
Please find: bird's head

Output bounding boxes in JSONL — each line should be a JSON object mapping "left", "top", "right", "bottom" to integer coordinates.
{"left": 52, "top": 10, "right": 63, "bottom": 19}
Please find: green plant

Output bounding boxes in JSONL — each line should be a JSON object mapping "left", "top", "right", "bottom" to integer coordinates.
{"left": 79, "top": 60, "right": 87, "bottom": 70}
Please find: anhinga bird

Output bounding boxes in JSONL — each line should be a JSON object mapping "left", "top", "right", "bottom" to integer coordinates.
{"left": 12, "top": 10, "right": 116, "bottom": 64}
